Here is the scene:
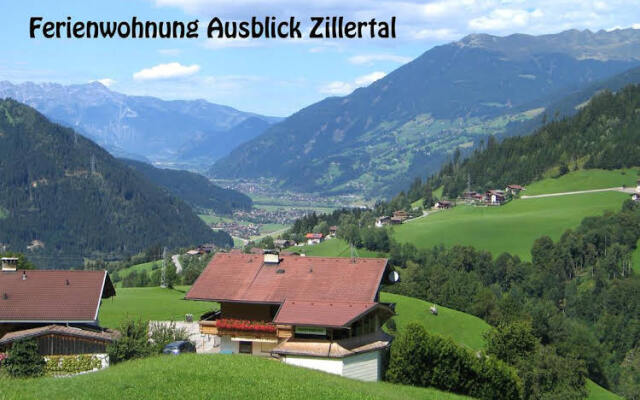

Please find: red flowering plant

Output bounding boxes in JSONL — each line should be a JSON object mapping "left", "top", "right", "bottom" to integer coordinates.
{"left": 216, "top": 319, "right": 276, "bottom": 333}
{"left": 0, "top": 352, "right": 7, "bottom": 365}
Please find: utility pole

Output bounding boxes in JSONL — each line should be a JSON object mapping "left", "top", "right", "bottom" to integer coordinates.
{"left": 161, "top": 247, "right": 167, "bottom": 288}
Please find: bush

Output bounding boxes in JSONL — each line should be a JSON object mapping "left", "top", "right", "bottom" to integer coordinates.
{"left": 386, "top": 323, "right": 522, "bottom": 400}
{"left": 149, "top": 321, "right": 190, "bottom": 353}
{"left": 485, "top": 321, "right": 538, "bottom": 365}
{"left": 107, "top": 318, "right": 152, "bottom": 364}
{"left": 3, "top": 339, "right": 45, "bottom": 377}
{"left": 45, "top": 355, "right": 102, "bottom": 376}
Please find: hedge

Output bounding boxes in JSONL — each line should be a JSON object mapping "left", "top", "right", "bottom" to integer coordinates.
{"left": 45, "top": 355, "right": 103, "bottom": 376}
{"left": 386, "top": 323, "right": 523, "bottom": 400}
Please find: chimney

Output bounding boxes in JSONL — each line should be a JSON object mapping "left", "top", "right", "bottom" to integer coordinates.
{"left": 1, "top": 257, "right": 18, "bottom": 272}
{"left": 263, "top": 250, "right": 280, "bottom": 265}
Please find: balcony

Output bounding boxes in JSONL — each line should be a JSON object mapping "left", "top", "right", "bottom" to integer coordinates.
{"left": 199, "top": 319, "right": 292, "bottom": 339}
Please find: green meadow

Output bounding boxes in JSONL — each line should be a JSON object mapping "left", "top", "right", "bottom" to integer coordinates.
{"left": 99, "top": 286, "right": 217, "bottom": 329}
{"left": 112, "top": 260, "right": 161, "bottom": 288}
{"left": 394, "top": 191, "right": 628, "bottom": 260}
{"left": 524, "top": 168, "right": 638, "bottom": 195}
{"left": 0, "top": 355, "right": 471, "bottom": 400}
{"left": 287, "top": 238, "right": 384, "bottom": 258}
{"left": 381, "top": 292, "right": 489, "bottom": 351}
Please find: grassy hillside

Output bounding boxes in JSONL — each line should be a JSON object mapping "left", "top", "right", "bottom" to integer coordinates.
{"left": 0, "top": 354, "right": 471, "bottom": 400}
{"left": 113, "top": 260, "right": 161, "bottom": 288}
{"left": 525, "top": 168, "right": 638, "bottom": 195}
{"left": 380, "top": 293, "right": 621, "bottom": 400}
{"left": 99, "top": 286, "right": 216, "bottom": 329}
{"left": 287, "top": 238, "right": 384, "bottom": 258}
{"left": 586, "top": 381, "right": 623, "bottom": 400}
{"left": 381, "top": 293, "right": 489, "bottom": 351}
{"left": 394, "top": 191, "right": 628, "bottom": 260}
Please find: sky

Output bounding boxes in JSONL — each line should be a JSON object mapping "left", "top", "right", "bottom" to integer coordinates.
{"left": 1, "top": 0, "right": 640, "bottom": 116}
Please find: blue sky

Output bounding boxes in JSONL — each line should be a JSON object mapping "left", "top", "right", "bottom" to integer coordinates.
{"left": 2, "top": 0, "right": 639, "bottom": 116}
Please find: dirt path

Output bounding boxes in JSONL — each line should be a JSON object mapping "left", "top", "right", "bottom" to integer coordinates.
{"left": 521, "top": 187, "right": 634, "bottom": 199}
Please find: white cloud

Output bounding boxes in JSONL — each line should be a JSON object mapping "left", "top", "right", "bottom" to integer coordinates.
{"left": 469, "top": 9, "right": 536, "bottom": 31}
{"left": 319, "top": 81, "right": 355, "bottom": 96}
{"left": 133, "top": 62, "right": 200, "bottom": 80}
{"left": 320, "top": 71, "right": 386, "bottom": 96}
{"left": 348, "top": 53, "right": 412, "bottom": 65}
{"left": 354, "top": 71, "right": 386, "bottom": 86}
{"left": 410, "top": 28, "right": 459, "bottom": 40}
{"left": 92, "top": 78, "right": 116, "bottom": 87}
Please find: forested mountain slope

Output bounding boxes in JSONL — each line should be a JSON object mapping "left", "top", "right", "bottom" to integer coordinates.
{"left": 211, "top": 29, "right": 640, "bottom": 198}
{"left": 0, "top": 99, "right": 232, "bottom": 268}
{"left": 120, "top": 159, "right": 252, "bottom": 214}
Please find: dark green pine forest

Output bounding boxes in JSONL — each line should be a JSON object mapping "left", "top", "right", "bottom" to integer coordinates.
{"left": 120, "top": 158, "right": 252, "bottom": 215}
{"left": 0, "top": 99, "right": 232, "bottom": 268}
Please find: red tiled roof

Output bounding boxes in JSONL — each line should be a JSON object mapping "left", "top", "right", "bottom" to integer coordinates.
{"left": 0, "top": 270, "right": 115, "bottom": 323}
{"left": 305, "top": 233, "right": 323, "bottom": 239}
{"left": 186, "top": 253, "right": 387, "bottom": 305}
{"left": 0, "top": 325, "right": 116, "bottom": 345}
{"left": 273, "top": 300, "right": 377, "bottom": 327}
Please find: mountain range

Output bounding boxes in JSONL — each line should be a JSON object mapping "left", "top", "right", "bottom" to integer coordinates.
{"left": 210, "top": 28, "right": 640, "bottom": 198}
{"left": 0, "top": 81, "right": 281, "bottom": 170}
{"left": 0, "top": 99, "right": 232, "bottom": 268}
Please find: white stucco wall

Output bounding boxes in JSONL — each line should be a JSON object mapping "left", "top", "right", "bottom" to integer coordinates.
{"left": 281, "top": 351, "right": 383, "bottom": 381}
{"left": 342, "top": 351, "right": 382, "bottom": 382}
{"left": 281, "top": 355, "right": 344, "bottom": 376}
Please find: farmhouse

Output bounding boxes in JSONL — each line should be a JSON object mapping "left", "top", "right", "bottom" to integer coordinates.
{"left": 329, "top": 226, "right": 338, "bottom": 237}
{"left": 375, "top": 216, "right": 390, "bottom": 227}
{"left": 186, "top": 252, "right": 395, "bottom": 381}
{"left": 506, "top": 184, "right": 526, "bottom": 195}
{"left": 0, "top": 265, "right": 116, "bottom": 356}
{"left": 392, "top": 210, "right": 409, "bottom": 221}
{"left": 486, "top": 190, "right": 506, "bottom": 205}
{"left": 434, "top": 200, "right": 453, "bottom": 209}
{"left": 462, "top": 191, "right": 478, "bottom": 200}
{"left": 274, "top": 239, "right": 295, "bottom": 249}
{"left": 305, "top": 233, "right": 324, "bottom": 245}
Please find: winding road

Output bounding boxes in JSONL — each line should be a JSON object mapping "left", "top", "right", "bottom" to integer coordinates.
{"left": 521, "top": 186, "right": 635, "bottom": 199}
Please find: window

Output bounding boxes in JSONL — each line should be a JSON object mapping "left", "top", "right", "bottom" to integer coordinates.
{"left": 239, "top": 341, "right": 252, "bottom": 354}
